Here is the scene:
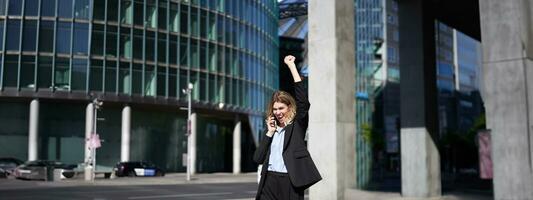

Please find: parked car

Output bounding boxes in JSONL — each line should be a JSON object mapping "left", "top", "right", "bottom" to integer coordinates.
{"left": 113, "top": 161, "right": 165, "bottom": 177}
{"left": 13, "top": 160, "right": 76, "bottom": 180}
{"left": 0, "top": 157, "right": 23, "bottom": 178}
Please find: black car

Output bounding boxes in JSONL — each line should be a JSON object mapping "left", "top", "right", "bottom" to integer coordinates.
{"left": 113, "top": 161, "right": 165, "bottom": 177}
{"left": 0, "top": 158, "right": 24, "bottom": 178}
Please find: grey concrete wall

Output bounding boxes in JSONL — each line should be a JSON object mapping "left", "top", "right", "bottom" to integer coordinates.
{"left": 479, "top": 1, "right": 533, "bottom": 199}
{"left": 308, "top": 0, "right": 356, "bottom": 199}
{"left": 398, "top": 0, "right": 441, "bottom": 197}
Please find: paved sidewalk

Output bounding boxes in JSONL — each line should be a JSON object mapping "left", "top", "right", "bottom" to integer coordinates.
{"left": 344, "top": 189, "right": 493, "bottom": 200}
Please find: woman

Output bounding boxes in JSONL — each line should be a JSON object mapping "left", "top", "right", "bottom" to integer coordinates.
{"left": 253, "top": 55, "right": 322, "bottom": 200}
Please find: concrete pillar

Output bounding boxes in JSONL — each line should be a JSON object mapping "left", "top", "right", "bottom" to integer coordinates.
{"left": 84, "top": 103, "right": 94, "bottom": 181}
{"left": 28, "top": 99, "right": 39, "bottom": 161}
{"left": 479, "top": 1, "right": 533, "bottom": 198}
{"left": 398, "top": 0, "right": 441, "bottom": 197}
{"left": 120, "top": 105, "right": 131, "bottom": 162}
{"left": 233, "top": 121, "right": 241, "bottom": 174}
{"left": 190, "top": 113, "right": 197, "bottom": 175}
{"left": 308, "top": 0, "right": 356, "bottom": 199}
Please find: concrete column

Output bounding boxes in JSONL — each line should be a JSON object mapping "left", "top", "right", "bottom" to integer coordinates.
{"left": 84, "top": 103, "right": 94, "bottom": 181}
{"left": 308, "top": 0, "right": 356, "bottom": 199}
{"left": 233, "top": 121, "right": 241, "bottom": 174}
{"left": 28, "top": 99, "right": 39, "bottom": 161}
{"left": 479, "top": 1, "right": 533, "bottom": 198}
{"left": 398, "top": 0, "right": 440, "bottom": 197}
{"left": 120, "top": 105, "right": 131, "bottom": 162}
{"left": 190, "top": 113, "right": 197, "bottom": 175}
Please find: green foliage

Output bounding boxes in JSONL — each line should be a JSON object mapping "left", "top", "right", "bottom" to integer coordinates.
{"left": 361, "top": 123, "right": 385, "bottom": 151}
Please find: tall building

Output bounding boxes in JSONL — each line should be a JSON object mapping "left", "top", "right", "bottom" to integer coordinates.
{"left": 355, "top": 0, "right": 400, "bottom": 188}
{"left": 435, "top": 21, "right": 483, "bottom": 136}
{"left": 0, "top": 0, "right": 279, "bottom": 173}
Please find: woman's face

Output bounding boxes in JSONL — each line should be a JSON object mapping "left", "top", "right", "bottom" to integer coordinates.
{"left": 272, "top": 101, "right": 289, "bottom": 125}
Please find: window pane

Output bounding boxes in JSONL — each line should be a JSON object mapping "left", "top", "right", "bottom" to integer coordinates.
{"left": 107, "top": 0, "right": 118, "bottom": 22}
{"left": 169, "top": 35, "right": 177, "bottom": 64}
{"left": 93, "top": 0, "right": 105, "bottom": 20}
{"left": 158, "top": 3, "right": 167, "bottom": 30}
{"left": 120, "top": 27, "right": 132, "bottom": 58}
{"left": 169, "top": 68, "right": 177, "bottom": 97}
{"left": 146, "top": 3, "right": 157, "bottom": 28}
{"left": 200, "top": 10, "right": 206, "bottom": 38}
{"left": 3, "top": 55, "right": 18, "bottom": 87}
{"left": 73, "top": 23, "right": 89, "bottom": 55}
{"left": 119, "top": 62, "right": 130, "bottom": 94}
{"left": 179, "top": 37, "right": 188, "bottom": 66}
{"left": 22, "top": 20, "right": 38, "bottom": 51}
{"left": 74, "top": 0, "right": 90, "bottom": 19}
{"left": 121, "top": 0, "right": 133, "bottom": 24}
{"left": 72, "top": 59, "right": 87, "bottom": 91}
{"left": 145, "top": 31, "right": 155, "bottom": 61}
{"left": 89, "top": 59, "right": 103, "bottom": 91}
{"left": 41, "top": 0, "right": 56, "bottom": 17}
{"left": 54, "top": 58, "right": 70, "bottom": 90}
{"left": 157, "top": 66, "right": 166, "bottom": 96}
{"left": 0, "top": 0, "right": 6, "bottom": 15}
{"left": 39, "top": 21, "right": 54, "bottom": 52}
{"left": 190, "top": 8, "right": 198, "bottom": 36}
{"left": 38, "top": 56, "right": 53, "bottom": 89}
{"left": 169, "top": 3, "right": 178, "bottom": 32}
{"left": 132, "top": 29, "right": 143, "bottom": 59}
{"left": 180, "top": 5, "right": 188, "bottom": 34}
{"left": 133, "top": 1, "right": 143, "bottom": 26}
{"left": 56, "top": 22, "right": 72, "bottom": 54}
{"left": 8, "top": 0, "right": 22, "bottom": 15}
{"left": 157, "top": 33, "right": 166, "bottom": 63}
{"left": 105, "top": 60, "right": 117, "bottom": 92}
{"left": 106, "top": 25, "right": 117, "bottom": 57}
{"left": 25, "top": 0, "right": 39, "bottom": 16}
{"left": 6, "top": 20, "right": 21, "bottom": 51}
{"left": 91, "top": 24, "right": 104, "bottom": 55}
{"left": 144, "top": 65, "right": 155, "bottom": 96}
{"left": 58, "top": 0, "right": 73, "bottom": 18}
{"left": 132, "top": 63, "right": 142, "bottom": 94}
{"left": 0, "top": 19, "right": 4, "bottom": 49}
{"left": 191, "top": 40, "right": 198, "bottom": 68}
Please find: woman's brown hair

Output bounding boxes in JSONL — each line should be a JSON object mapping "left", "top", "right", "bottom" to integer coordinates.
{"left": 266, "top": 91, "right": 297, "bottom": 124}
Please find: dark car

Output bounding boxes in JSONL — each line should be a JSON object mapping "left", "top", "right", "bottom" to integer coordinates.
{"left": 113, "top": 161, "right": 165, "bottom": 177}
{"left": 0, "top": 158, "right": 24, "bottom": 178}
{"left": 13, "top": 160, "right": 76, "bottom": 180}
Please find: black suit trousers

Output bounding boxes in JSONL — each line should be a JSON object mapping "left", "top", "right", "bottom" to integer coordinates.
{"left": 260, "top": 171, "right": 304, "bottom": 200}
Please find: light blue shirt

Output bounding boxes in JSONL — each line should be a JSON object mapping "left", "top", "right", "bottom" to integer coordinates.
{"left": 267, "top": 126, "right": 287, "bottom": 173}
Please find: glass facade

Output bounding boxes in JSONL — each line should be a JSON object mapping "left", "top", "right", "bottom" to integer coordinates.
{"left": 0, "top": 0, "right": 279, "bottom": 172}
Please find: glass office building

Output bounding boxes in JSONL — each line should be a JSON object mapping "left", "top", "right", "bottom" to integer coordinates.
{"left": 0, "top": 0, "right": 279, "bottom": 173}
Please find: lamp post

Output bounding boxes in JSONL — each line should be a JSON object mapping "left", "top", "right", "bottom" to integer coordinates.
{"left": 182, "top": 83, "right": 193, "bottom": 181}
{"left": 91, "top": 98, "right": 103, "bottom": 181}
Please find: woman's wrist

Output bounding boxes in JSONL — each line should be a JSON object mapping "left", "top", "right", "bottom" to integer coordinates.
{"left": 266, "top": 130, "right": 275, "bottom": 137}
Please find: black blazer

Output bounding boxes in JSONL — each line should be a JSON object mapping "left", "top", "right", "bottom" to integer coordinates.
{"left": 253, "top": 82, "right": 322, "bottom": 199}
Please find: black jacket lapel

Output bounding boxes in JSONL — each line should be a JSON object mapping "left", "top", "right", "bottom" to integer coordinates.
{"left": 283, "top": 123, "right": 294, "bottom": 151}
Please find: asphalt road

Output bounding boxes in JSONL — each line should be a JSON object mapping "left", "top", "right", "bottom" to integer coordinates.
{"left": 0, "top": 183, "right": 258, "bottom": 200}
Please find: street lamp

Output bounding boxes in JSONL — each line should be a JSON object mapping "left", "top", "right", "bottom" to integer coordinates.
{"left": 181, "top": 83, "right": 193, "bottom": 181}
{"left": 91, "top": 98, "right": 103, "bottom": 181}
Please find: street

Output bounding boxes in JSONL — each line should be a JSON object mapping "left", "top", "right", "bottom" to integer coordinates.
{"left": 0, "top": 182, "right": 258, "bottom": 200}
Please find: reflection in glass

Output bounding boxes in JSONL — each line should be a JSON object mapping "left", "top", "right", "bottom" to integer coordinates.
{"left": 105, "top": 60, "right": 117, "bottom": 92}
{"left": 120, "top": 27, "right": 132, "bottom": 58}
{"left": 91, "top": 24, "right": 104, "bottom": 55}
{"left": 169, "top": 68, "right": 177, "bottom": 97}
{"left": 106, "top": 26, "right": 118, "bottom": 57}
{"left": 8, "top": 0, "right": 22, "bottom": 15}
{"left": 132, "top": 29, "right": 143, "bottom": 59}
{"left": 157, "top": 66, "right": 166, "bottom": 96}
{"left": 158, "top": 33, "right": 166, "bottom": 63}
{"left": 39, "top": 21, "right": 54, "bottom": 52}
{"left": 132, "top": 64, "right": 142, "bottom": 94}
{"left": 74, "top": 0, "right": 90, "bottom": 19}
{"left": 54, "top": 58, "right": 70, "bottom": 90}
{"left": 134, "top": 1, "right": 143, "bottom": 26}
{"left": 89, "top": 59, "right": 103, "bottom": 91}
{"left": 3, "top": 55, "right": 18, "bottom": 87}
{"left": 158, "top": 3, "right": 167, "bottom": 30}
{"left": 93, "top": 0, "right": 105, "bottom": 20}
{"left": 169, "top": 3, "right": 179, "bottom": 32}
{"left": 144, "top": 65, "right": 156, "bottom": 96}
{"left": 121, "top": 0, "right": 133, "bottom": 24}
{"left": 107, "top": 0, "right": 118, "bottom": 22}
{"left": 0, "top": 0, "right": 6, "bottom": 15}
{"left": 180, "top": 5, "right": 188, "bottom": 34}
{"left": 145, "top": 31, "right": 155, "bottom": 61}
{"left": 146, "top": 3, "right": 157, "bottom": 28}
{"left": 119, "top": 62, "right": 131, "bottom": 94}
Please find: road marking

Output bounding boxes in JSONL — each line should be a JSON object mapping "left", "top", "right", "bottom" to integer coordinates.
{"left": 127, "top": 192, "right": 232, "bottom": 199}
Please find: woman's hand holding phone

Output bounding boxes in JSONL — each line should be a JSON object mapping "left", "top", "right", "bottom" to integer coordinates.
{"left": 266, "top": 117, "right": 276, "bottom": 137}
